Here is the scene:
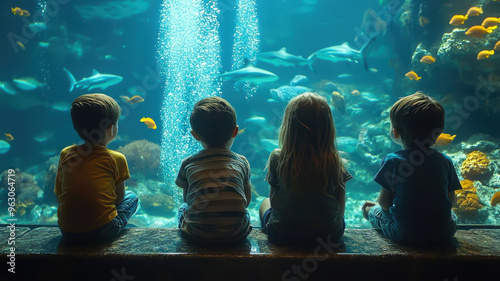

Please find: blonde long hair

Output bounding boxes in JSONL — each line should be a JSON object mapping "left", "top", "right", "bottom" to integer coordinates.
{"left": 273, "top": 92, "right": 345, "bottom": 195}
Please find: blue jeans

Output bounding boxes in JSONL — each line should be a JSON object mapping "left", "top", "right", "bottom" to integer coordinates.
{"left": 61, "top": 191, "right": 139, "bottom": 243}
{"left": 368, "top": 205, "right": 458, "bottom": 245}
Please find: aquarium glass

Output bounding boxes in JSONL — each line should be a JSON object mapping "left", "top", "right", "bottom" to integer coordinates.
{"left": 1, "top": 0, "right": 499, "bottom": 228}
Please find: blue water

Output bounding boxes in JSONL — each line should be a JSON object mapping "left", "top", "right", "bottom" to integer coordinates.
{"left": 1, "top": 0, "right": 499, "bottom": 227}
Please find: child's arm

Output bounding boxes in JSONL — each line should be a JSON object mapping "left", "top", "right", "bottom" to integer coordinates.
{"left": 377, "top": 188, "right": 394, "bottom": 211}
{"left": 244, "top": 184, "right": 252, "bottom": 207}
{"left": 115, "top": 181, "right": 125, "bottom": 205}
{"left": 336, "top": 187, "right": 346, "bottom": 217}
{"left": 448, "top": 191, "right": 457, "bottom": 208}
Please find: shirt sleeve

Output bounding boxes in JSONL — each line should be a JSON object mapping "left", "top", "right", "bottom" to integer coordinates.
{"left": 373, "top": 154, "right": 400, "bottom": 193}
{"left": 242, "top": 155, "right": 252, "bottom": 189}
{"left": 446, "top": 156, "right": 462, "bottom": 192}
{"left": 175, "top": 159, "right": 189, "bottom": 189}
{"left": 54, "top": 149, "right": 67, "bottom": 195}
{"left": 114, "top": 152, "right": 131, "bottom": 185}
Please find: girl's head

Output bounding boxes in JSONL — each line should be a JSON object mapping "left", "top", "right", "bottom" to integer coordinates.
{"left": 276, "top": 92, "right": 345, "bottom": 194}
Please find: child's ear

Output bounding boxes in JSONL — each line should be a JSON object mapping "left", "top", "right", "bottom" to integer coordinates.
{"left": 231, "top": 125, "right": 239, "bottom": 138}
{"left": 191, "top": 130, "right": 201, "bottom": 141}
{"left": 392, "top": 127, "right": 400, "bottom": 139}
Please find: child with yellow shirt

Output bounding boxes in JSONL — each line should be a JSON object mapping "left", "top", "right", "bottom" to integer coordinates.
{"left": 55, "top": 93, "right": 139, "bottom": 243}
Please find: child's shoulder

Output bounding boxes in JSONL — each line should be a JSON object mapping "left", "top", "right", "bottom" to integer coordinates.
{"left": 106, "top": 148, "right": 127, "bottom": 161}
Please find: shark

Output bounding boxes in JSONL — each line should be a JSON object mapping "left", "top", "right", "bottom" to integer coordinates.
{"left": 308, "top": 37, "right": 376, "bottom": 70}
{"left": 218, "top": 60, "right": 279, "bottom": 85}
{"left": 64, "top": 68, "right": 123, "bottom": 92}
{"left": 257, "top": 48, "right": 314, "bottom": 71}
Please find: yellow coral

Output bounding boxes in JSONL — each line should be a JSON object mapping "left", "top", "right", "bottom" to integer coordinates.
{"left": 453, "top": 179, "right": 483, "bottom": 219}
{"left": 460, "top": 151, "right": 490, "bottom": 179}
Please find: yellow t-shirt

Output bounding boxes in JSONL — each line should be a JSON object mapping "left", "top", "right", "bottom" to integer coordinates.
{"left": 54, "top": 144, "right": 130, "bottom": 233}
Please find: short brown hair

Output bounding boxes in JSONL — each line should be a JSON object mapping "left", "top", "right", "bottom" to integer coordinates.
{"left": 190, "top": 97, "right": 237, "bottom": 147}
{"left": 71, "top": 93, "right": 121, "bottom": 144}
{"left": 390, "top": 92, "right": 444, "bottom": 147}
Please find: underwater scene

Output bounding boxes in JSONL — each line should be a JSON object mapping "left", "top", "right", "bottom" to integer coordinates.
{"left": 1, "top": 0, "right": 499, "bottom": 229}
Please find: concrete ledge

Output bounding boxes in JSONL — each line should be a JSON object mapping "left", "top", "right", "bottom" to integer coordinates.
{"left": 2, "top": 227, "right": 499, "bottom": 280}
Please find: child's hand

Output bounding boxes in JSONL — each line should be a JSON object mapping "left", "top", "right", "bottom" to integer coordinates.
{"left": 362, "top": 201, "right": 377, "bottom": 220}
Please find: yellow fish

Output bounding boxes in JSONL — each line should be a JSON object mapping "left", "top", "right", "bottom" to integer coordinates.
{"left": 405, "top": 71, "right": 421, "bottom": 81}
{"left": 466, "top": 7, "right": 483, "bottom": 17}
{"left": 140, "top": 117, "right": 157, "bottom": 129}
{"left": 495, "top": 41, "right": 500, "bottom": 51}
{"left": 4, "top": 133, "right": 14, "bottom": 142}
{"left": 17, "top": 41, "right": 26, "bottom": 51}
{"left": 11, "top": 7, "right": 30, "bottom": 17}
{"left": 351, "top": 89, "right": 360, "bottom": 96}
{"left": 449, "top": 15, "right": 467, "bottom": 25}
{"left": 482, "top": 17, "right": 500, "bottom": 28}
{"left": 331, "top": 91, "right": 346, "bottom": 115}
{"left": 120, "top": 95, "right": 144, "bottom": 104}
{"left": 465, "top": 25, "right": 497, "bottom": 38}
{"left": 420, "top": 55, "right": 436, "bottom": 64}
{"left": 434, "top": 133, "right": 456, "bottom": 147}
{"left": 237, "top": 127, "right": 246, "bottom": 135}
{"left": 477, "top": 50, "right": 494, "bottom": 60}
{"left": 491, "top": 191, "right": 500, "bottom": 206}
{"left": 419, "top": 16, "right": 429, "bottom": 27}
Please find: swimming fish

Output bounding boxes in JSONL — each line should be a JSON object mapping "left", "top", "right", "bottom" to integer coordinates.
{"left": 420, "top": 55, "right": 436, "bottom": 64}
{"left": 17, "top": 41, "right": 26, "bottom": 51}
{"left": 64, "top": 68, "right": 123, "bottom": 92}
{"left": 12, "top": 77, "right": 44, "bottom": 91}
{"left": 419, "top": 16, "right": 429, "bottom": 27}
{"left": 433, "top": 133, "right": 456, "bottom": 147}
{"left": 477, "top": 50, "right": 494, "bottom": 60}
{"left": 0, "top": 140, "right": 10, "bottom": 154}
{"left": 237, "top": 127, "right": 246, "bottom": 135}
{"left": 120, "top": 95, "right": 144, "bottom": 104}
{"left": 257, "top": 48, "right": 314, "bottom": 71}
{"left": 491, "top": 191, "right": 500, "bottom": 206}
{"left": 449, "top": 15, "right": 467, "bottom": 25}
{"left": 0, "top": 82, "right": 17, "bottom": 95}
{"left": 351, "top": 89, "right": 360, "bottom": 96}
{"left": 11, "top": 7, "right": 30, "bottom": 17}
{"left": 331, "top": 91, "right": 346, "bottom": 115}
{"left": 495, "top": 41, "right": 500, "bottom": 51}
{"left": 466, "top": 7, "right": 483, "bottom": 17}
{"left": 405, "top": 71, "right": 421, "bottom": 81}
{"left": 140, "top": 117, "right": 157, "bottom": 129}
{"left": 481, "top": 17, "right": 500, "bottom": 28}
{"left": 4, "top": 134, "right": 14, "bottom": 142}
{"left": 465, "top": 25, "right": 497, "bottom": 38}
{"left": 218, "top": 59, "right": 279, "bottom": 85}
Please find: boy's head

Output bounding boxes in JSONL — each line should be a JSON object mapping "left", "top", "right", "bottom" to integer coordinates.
{"left": 390, "top": 92, "right": 444, "bottom": 147}
{"left": 190, "top": 97, "right": 237, "bottom": 148}
{"left": 71, "top": 93, "right": 121, "bottom": 144}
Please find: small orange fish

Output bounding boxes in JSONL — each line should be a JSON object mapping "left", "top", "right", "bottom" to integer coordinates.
{"left": 465, "top": 25, "right": 497, "bottom": 38}
{"left": 419, "top": 16, "right": 429, "bottom": 27}
{"left": 482, "top": 17, "right": 500, "bottom": 28}
{"left": 4, "top": 133, "right": 14, "bottom": 142}
{"left": 405, "top": 71, "right": 421, "bottom": 81}
{"left": 420, "top": 55, "right": 436, "bottom": 64}
{"left": 237, "top": 127, "right": 246, "bottom": 135}
{"left": 477, "top": 50, "right": 494, "bottom": 60}
{"left": 449, "top": 15, "right": 468, "bottom": 25}
{"left": 140, "top": 117, "right": 157, "bottom": 129}
{"left": 492, "top": 191, "right": 500, "bottom": 206}
{"left": 11, "top": 7, "right": 30, "bottom": 17}
{"left": 120, "top": 95, "right": 144, "bottom": 104}
{"left": 17, "top": 41, "right": 26, "bottom": 51}
{"left": 434, "top": 133, "right": 456, "bottom": 147}
{"left": 351, "top": 89, "right": 360, "bottom": 96}
{"left": 495, "top": 41, "right": 500, "bottom": 51}
{"left": 466, "top": 7, "right": 483, "bottom": 17}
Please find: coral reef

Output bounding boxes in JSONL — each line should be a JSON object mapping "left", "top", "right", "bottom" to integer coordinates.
{"left": 461, "top": 151, "right": 491, "bottom": 179}
{"left": 1, "top": 169, "right": 43, "bottom": 217}
{"left": 453, "top": 179, "right": 484, "bottom": 219}
{"left": 118, "top": 140, "right": 161, "bottom": 179}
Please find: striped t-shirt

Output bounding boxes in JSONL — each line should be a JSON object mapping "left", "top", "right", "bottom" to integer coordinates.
{"left": 175, "top": 148, "right": 252, "bottom": 242}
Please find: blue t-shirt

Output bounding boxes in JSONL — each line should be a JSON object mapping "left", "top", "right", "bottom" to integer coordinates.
{"left": 374, "top": 148, "right": 461, "bottom": 230}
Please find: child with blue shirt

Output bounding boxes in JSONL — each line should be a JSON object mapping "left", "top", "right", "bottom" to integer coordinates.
{"left": 176, "top": 97, "right": 252, "bottom": 244}
{"left": 362, "top": 92, "right": 461, "bottom": 246}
